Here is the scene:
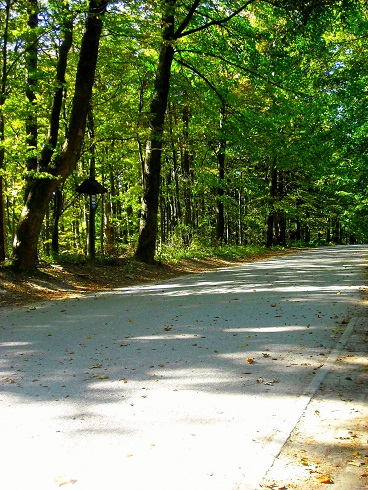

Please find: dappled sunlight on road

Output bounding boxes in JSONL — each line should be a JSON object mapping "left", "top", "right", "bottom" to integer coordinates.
{"left": 0, "top": 245, "right": 367, "bottom": 490}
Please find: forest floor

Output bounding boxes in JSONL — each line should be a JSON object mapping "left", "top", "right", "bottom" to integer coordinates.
{"left": 0, "top": 249, "right": 296, "bottom": 308}
{"left": 1, "top": 247, "right": 367, "bottom": 489}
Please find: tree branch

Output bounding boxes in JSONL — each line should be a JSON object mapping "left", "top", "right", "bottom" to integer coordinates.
{"left": 176, "top": 48, "right": 307, "bottom": 96}
{"left": 174, "top": 56, "right": 225, "bottom": 104}
{"left": 176, "top": 0, "right": 255, "bottom": 38}
{"left": 174, "top": 0, "right": 201, "bottom": 39}
{"left": 40, "top": 6, "right": 73, "bottom": 167}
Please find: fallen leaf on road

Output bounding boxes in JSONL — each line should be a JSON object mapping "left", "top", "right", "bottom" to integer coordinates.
{"left": 246, "top": 357, "right": 254, "bottom": 364}
{"left": 298, "top": 457, "right": 309, "bottom": 466}
{"left": 257, "top": 378, "right": 279, "bottom": 385}
{"left": 348, "top": 460, "right": 364, "bottom": 467}
{"left": 316, "top": 475, "right": 333, "bottom": 483}
{"left": 55, "top": 475, "right": 77, "bottom": 487}
{"left": 89, "top": 364, "right": 102, "bottom": 369}
{"left": 93, "top": 375, "right": 109, "bottom": 379}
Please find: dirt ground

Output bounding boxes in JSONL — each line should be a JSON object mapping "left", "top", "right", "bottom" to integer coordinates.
{"left": 1, "top": 249, "right": 367, "bottom": 489}
{"left": 0, "top": 250, "right": 296, "bottom": 308}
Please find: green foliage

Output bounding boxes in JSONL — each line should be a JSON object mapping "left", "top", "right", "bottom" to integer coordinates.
{"left": 156, "top": 240, "right": 284, "bottom": 264}
{"left": 1, "top": 0, "right": 367, "bottom": 266}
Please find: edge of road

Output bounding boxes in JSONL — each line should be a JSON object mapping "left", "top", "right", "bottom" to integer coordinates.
{"left": 258, "top": 302, "right": 368, "bottom": 489}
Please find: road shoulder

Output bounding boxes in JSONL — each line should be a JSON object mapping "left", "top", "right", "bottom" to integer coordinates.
{"left": 260, "top": 301, "right": 368, "bottom": 489}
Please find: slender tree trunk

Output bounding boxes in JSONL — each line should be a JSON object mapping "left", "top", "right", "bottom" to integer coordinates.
{"left": 266, "top": 159, "right": 277, "bottom": 248}
{"left": 277, "top": 171, "right": 286, "bottom": 246}
{"left": 87, "top": 107, "right": 96, "bottom": 266}
{"left": 25, "top": 0, "right": 38, "bottom": 186}
{"left": 326, "top": 217, "right": 331, "bottom": 242}
{"left": 168, "top": 105, "right": 182, "bottom": 225}
{"left": 181, "top": 103, "right": 192, "bottom": 246}
{"left": 134, "top": 1, "right": 175, "bottom": 263}
{"left": 0, "top": 0, "right": 10, "bottom": 261}
{"left": 216, "top": 145, "right": 226, "bottom": 243}
{"left": 0, "top": 171, "right": 5, "bottom": 261}
{"left": 52, "top": 188, "right": 63, "bottom": 255}
{"left": 296, "top": 218, "right": 301, "bottom": 241}
{"left": 305, "top": 224, "right": 311, "bottom": 243}
{"left": 12, "top": 0, "right": 108, "bottom": 271}
{"left": 216, "top": 104, "right": 226, "bottom": 243}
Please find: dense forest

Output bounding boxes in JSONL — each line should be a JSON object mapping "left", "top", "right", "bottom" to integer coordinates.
{"left": 0, "top": 0, "right": 367, "bottom": 270}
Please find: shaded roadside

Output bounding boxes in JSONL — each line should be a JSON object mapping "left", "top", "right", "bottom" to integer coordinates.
{"left": 0, "top": 249, "right": 298, "bottom": 307}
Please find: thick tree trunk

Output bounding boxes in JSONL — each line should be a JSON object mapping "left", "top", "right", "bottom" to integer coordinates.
{"left": 13, "top": 179, "right": 55, "bottom": 269}
{"left": 12, "top": 0, "right": 107, "bottom": 271}
{"left": 134, "top": 1, "right": 175, "bottom": 263}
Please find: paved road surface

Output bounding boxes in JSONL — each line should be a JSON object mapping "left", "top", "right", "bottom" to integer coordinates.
{"left": 0, "top": 245, "right": 366, "bottom": 490}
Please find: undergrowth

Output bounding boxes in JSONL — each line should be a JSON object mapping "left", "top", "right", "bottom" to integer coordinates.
{"left": 155, "top": 243, "right": 286, "bottom": 264}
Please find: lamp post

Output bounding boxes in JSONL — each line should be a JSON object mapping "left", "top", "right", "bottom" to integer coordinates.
{"left": 76, "top": 178, "right": 107, "bottom": 266}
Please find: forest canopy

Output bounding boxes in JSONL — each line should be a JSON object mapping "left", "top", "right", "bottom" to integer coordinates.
{"left": 0, "top": 0, "right": 367, "bottom": 270}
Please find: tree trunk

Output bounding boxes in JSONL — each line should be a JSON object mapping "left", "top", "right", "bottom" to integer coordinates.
{"left": 134, "top": 1, "right": 175, "bottom": 263}
{"left": 25, "top": 0, "right": 38, "bottom": 187}
{"left": 266, "top": 159, "right": 277, "bottom": 248}
{"left": 12, "top": 0, "right": 108, "bottom": 271}
{"left": 216, "top": 145, "right": 226, "bottom": 243}
{"left": 13, "top": 179, "right": 55, "bottom": 269}
{"left": 52, "top": 188, "right": 63, "bottom": 255}
{"left": 0, "top": 0, "right": 10, "bottom": 261}
{"left": 181, "top": 103, "right": 192, "bottom": 246}
{"left": 87, "top": 107, "right": 96, "bottom": 266}
{"left": 326, "top": 217, "right": 331, "bottom": 242}
{"left": 216, "top": 104, "right": 227, "bottom": 244}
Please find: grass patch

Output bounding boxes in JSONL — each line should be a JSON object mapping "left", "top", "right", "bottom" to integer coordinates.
{"left": 156, "top": 243, "right": 286, "bottom": 264}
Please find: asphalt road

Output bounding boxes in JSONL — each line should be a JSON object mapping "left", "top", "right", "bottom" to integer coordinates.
{"left": 0, "top": 245, "right": 367, "bottom": 490}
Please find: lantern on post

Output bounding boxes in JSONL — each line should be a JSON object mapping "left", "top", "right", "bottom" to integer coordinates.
{"left": 76, "top": 178, "right": 107, "bottom": 265}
